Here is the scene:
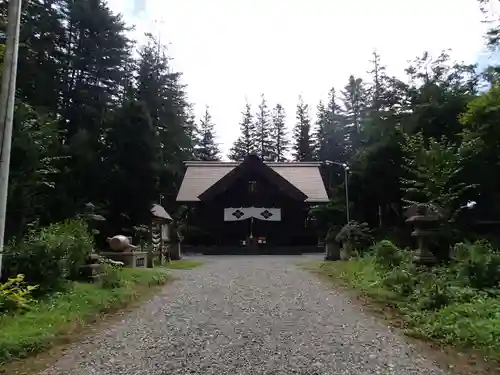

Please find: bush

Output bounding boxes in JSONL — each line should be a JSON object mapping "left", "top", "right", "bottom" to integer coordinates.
{"left": 452, "top": 240, "right": 500, "bottom": 289}
{"left": 413, "top": 276, "right": 454, "bottom": 311}
{"left": 382, "top": 266, "right": 416, "bottom": 297}
{"left": 335, "top": 221, "right": 374, "bottom": 256}
{"left": 374, "top": 240, "right": 406, "bottom": 269}
{"left": 0, "top": 274, "right": 38, "bottom": 314}
{"left": 412, "top": 295, "right": 500, "bottom": 356}
{"left": 99, "top": 258, "right": 124, "bottom": 289}
{"left": 3, "top": 219, "right": 94, "bottom": 293}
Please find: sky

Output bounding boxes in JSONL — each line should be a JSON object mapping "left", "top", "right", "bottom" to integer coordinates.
{"left": 107, "top": 0, "right": 494, "bottom": 157}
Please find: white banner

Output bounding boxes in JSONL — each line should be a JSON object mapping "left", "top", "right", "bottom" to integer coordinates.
{"left": 253, "top": 208, "right": 281, "bottom": 221}
{"left": 224, "top": 207, "right": 253, "bottom": 221}
{"left": 223, "top": 207, "right": 281, "bottom": 221}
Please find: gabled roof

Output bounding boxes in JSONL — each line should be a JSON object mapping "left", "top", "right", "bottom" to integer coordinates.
{"left": 198, "top": 154, "right": 307, "bottom": 202}
{"left": 176, "top": 157, "right": 329, "bottom": 203}
{"left": 151, "top": 204, "right": 173, "bottom": 222}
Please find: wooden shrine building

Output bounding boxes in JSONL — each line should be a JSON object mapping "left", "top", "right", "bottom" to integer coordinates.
{"left": 176, "top": 154, "right": 329, "bottom": 252}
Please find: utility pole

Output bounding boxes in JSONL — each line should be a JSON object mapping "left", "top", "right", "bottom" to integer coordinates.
{"left": 344, "top": 166, "right": 350, "bottom": 223}
{"left": 0, "top": 0, "right": 23, "bottom": 279}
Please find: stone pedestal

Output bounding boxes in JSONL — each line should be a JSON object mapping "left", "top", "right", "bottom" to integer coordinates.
{"left": 324, "top": 241, "right": 340, "bottom": 261}
{"left": 100, "top": 251, "right": 148, "bottom": 268}
{"left": 79, "top": 253, "right": 102, "bottom": 282}
{"left": 406, "top": 212, "right": 440, "bottom": 266}
{"left": 413, "top": 230, "right": 438, "bottom": 265}
{"left": 148, "top": 251, "right": 164, "bottom": 267}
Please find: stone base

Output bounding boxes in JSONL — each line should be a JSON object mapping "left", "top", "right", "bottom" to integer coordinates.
{"left": 79, "top": 263, "right": 101, "bottom": 282}
{"left": 413, "top": 255, "right": 438, "bottom": 266}
{"left": 100, "top": 251, "right": 148, "bottom": 268}
{"left": 149, "top": 251, "right": 163, "bottom": 267}
{"left": 324, "top": 242, "right": 340, "bottom": 261}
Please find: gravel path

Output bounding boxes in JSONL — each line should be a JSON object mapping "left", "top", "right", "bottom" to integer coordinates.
{"left": 41, "top": 256, "right": 449, "bottom": 375}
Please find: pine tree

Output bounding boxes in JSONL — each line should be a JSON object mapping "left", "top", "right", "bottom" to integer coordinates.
{"left": 313, "top": 101, "right": 328, "bottom": 161}
{"left": 58, "top": 0, "right": 133, "bottom": 208}
{"left": 365, "top": 50, "right": 394, "bottom": 143}
{"left": 195, "top": 106, "right": 220, "bottom": 161}
{"left": 368, "top": 51, "right": 387, "bottom": 110}
{"left": 340, "top": 75, "right": 368, "bottom": 154}
{"left": 292, "top": 96, "right": 313, "bottom": 161}
{"left": 105, "top": 100, "right": 160, "bottom": 233}
{"left": 253, "top": 94, "right": 273, "bottom": 160}
{"left": 60, "top": 0, "right": 132, "bottom": 138}
{"left": 228, "top": 103, "right": 256, "bottom": 161}
{"left": 14, "top": 0, "right": 65, "bottom": 112}
{"left": 135, "top": 34, "right": 194, "bottom": 207}
{"left": 8, "top": 102, "right": 64, "bottom": 238}
{"left": 183, "top": 105, "right": 198, "bottom": 159}
{"left": 324, "top": 88, "right": 347, "bottom": 162}
{"left": 270, "top": 103, "right": 289, "bottom": 162}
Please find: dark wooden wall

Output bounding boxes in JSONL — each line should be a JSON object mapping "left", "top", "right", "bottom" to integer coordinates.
{"left": 186, "top": 171, "right": 317, "bottom": 246}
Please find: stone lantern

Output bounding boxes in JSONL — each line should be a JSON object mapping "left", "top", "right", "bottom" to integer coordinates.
{"left": 324, "top": 227, "right": 341, "bottom": 261}
{"left": 405, "top": 204, "right": 441, "bottom": 265}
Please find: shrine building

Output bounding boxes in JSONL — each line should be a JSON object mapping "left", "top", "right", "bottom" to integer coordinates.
{"left": 176, "top": 154, "right": 329, "bottom": 252}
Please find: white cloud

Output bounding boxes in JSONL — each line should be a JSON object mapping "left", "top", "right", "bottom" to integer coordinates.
{"left": 107, "top": 0, "right": 489, "bottom": 156}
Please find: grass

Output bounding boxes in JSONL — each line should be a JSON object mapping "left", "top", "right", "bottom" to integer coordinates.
{"left": 0, "top": 268, "right": 171, "bottom": 366}
{"left": 305, "top": 259, "right": 500, "bottom": 373}
{"left": 164, "top": 259, "right": 203, "bottom": 270}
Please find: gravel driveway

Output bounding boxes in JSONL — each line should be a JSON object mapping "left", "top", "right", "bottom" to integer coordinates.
{"left": 41, "top": 255, "right": 449, "bottom": 375}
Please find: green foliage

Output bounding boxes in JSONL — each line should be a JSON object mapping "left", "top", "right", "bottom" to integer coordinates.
{"left": 400, "top": 131, "right": 474, "bottom": 215}
{"left": 0, "top": 275, "right": 38, "bottom": 314}
{"left": 3, "top": 219, "right": 94, "bottom": 293}
{"left": 253, "top": 95, "right": 273, "bottom": 161}
{"left": 99, "top": 258, "right": 125, "bottom": 289}
{"left": 105, "top": 100, "right": 160, "bottom": 232}
{"left": 228, "top": 103, "right": 256, "bottom": 161}
{"left": 382, "top": 266, "right": 416, "bottom": 298}
{"left": 459, "top": 84, "right": 500, "bottom": 220}
{"left": 410, "top": 296, "right": 500, "bottom": 358}
{"left": 452, "top": 241, "right": 500, "bottom": 289}
{"left": 373, "top": 240, "right": 407, "bottom": 269}
{"left": 194, "top": 107, "right": 220, "bottom": 161}
{"left": 309, "top": 198, "right": 345, "bottom": 240}
{"left": 0, "top": 269, "right": 171, "bottom": 363}
{"left": 8, "top": 101, "right": 65, "bottom": 239}
{"left": 76, "top": 202, "right": 106, "bottom": 236}
{"left": 313, "top": 238, "right": 500, "bottom": 360}
{"left": 335, "top": 221, "right": 374, "bottom": 254}
{"left": 293, "top": 97, "right": 313, "bottom": 161}
{"left": 270, "top": 103, "right": 289, "bottom": 162}
{"left": 165, "top": 260, "right": 203, "bottom": 270}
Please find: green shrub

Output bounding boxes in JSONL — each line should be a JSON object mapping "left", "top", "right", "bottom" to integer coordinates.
{"left": 374, "top": 240, "right": 406, "bottom": 269}
{"left": 382, "top": 266, "right": 416, "bottom": 297}
{"left": 413, "top": 276, "right": 453, "bottom": 311}
{"left": 0, "top": 274, "right": 38, "bottom": 314}
{"left": 99, "top": 258, "right": 125, "bottom": 289}
{"left": 3, "top": 219, "right": 94, "bottom": 293}
{"left": 413, "top": 295, "right": 500, "bottom": 355}
{"left": 335, "top": 221, "right": 374, "bottom": 256}
{"left": 452, "top": 240, "right": 500, "bottom": 289}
